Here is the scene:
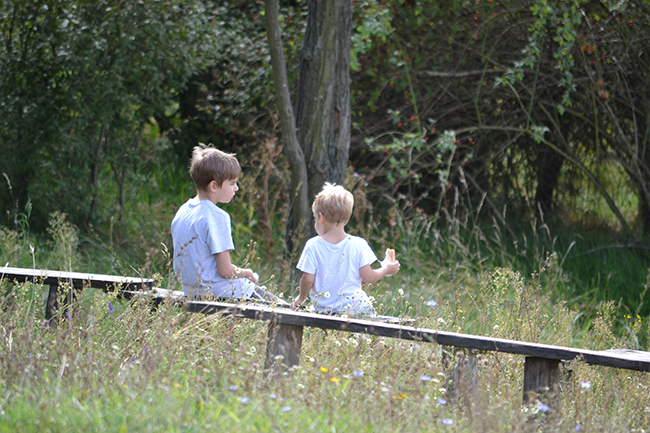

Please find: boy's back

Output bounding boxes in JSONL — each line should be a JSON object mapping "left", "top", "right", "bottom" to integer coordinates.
{"left": 172, "top": 197, "right": 254, "bottom": 299}
{"left": 297, "top": 234, "right": 376, "bottom": 314}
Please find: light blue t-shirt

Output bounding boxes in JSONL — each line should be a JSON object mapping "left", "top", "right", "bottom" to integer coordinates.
{"left": 297, "top": 235, "right": 377, "bottom": 315}
{"left": 171, "top": 197, "right": 254, "bottom": 299}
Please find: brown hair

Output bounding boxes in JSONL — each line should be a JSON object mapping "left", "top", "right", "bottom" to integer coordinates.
{"left": 189, "top": 143, "right": 241, "bottom": 191}
{"left": 312, "top": 182, "right": 354, "bottom": 225}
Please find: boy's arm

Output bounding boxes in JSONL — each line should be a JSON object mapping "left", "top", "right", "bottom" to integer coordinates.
{"left": 215, "top": 250, "right": 258, "bottom": 283}
{"left": 359, "top": 260, "right": 400, "bottom": 284}
{"left": 290, "top": 272, "right": 315, "bottom": 310}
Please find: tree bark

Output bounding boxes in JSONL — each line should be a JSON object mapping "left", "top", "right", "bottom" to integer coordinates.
{"left": 265, "top": 0, "right": 311, "bottom": 255}
{"left": 295, "top": 0, "right": 352, "bottom": 207}
{"left": 265, "top": 0, "right": 352, "bottom": 255}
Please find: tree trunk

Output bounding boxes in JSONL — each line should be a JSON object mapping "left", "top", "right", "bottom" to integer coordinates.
{"left": 295, "top": 0, "right": 352, "bottom": 210}
{"left": 265, "top": 0, "right": 311, "bottom": 256}
{"left": 265, "top": 0, "right": 352, "bottom": 256}
{"left": 535, "top": 144, "right": 563, "bottom": 215}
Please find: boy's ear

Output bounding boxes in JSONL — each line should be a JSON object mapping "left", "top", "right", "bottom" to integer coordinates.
{"left": 318, "top": 212, "right": 326, "bottom": 224}
{"left": 208, "top": 180, "right": 219, "bottom": 192}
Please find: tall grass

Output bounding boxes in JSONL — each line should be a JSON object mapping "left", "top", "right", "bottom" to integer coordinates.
{"left": 1, "top": 272, "right": 649, "bottom": 431}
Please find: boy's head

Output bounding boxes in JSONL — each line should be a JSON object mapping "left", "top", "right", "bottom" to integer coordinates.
{"left": 312, "top": 182, "right": 354, "bottom": 225}
{"left": 189, "top": 143, "right": 241, "bottom": 191}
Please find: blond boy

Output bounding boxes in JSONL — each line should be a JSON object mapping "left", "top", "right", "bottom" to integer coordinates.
{"left": 290, "top": 183, "right": 400, "bottom": 315}
{"left": 171, "top": 144, "right": 259, "bottom": 299}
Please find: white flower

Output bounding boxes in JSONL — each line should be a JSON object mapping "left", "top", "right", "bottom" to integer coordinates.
{"left": 398, "top": 288, "right": 404, "bottom": 296}
{"left": 323, "top": 291, "right": 331, "bottom": 298}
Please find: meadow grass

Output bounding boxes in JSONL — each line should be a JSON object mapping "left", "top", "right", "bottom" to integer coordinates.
{"left": 2, "top": 202, "right": 650, "bottom": 432}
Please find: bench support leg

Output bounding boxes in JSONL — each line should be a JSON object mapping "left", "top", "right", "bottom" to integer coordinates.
{"left": 442, "top": 346, "right": 478, "bottom": 405}
{"left": 265, "top": 322, "right": 303, "bottom": 372}
{"left": 45, "top": 283, "right": 60, "bottom": 327}
{"left": 523, "top": 356, "right": 561, "bottom": 409}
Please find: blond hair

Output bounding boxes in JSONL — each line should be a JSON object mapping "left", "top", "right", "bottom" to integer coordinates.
{"left": 312, "top": 182, "right": 354, "bottom": 225}
{"left": 189, "top": 143, "right": 241, "bottom": 191}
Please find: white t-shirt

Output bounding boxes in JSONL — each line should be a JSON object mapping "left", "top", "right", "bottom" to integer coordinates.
{"left": 297, "top": 235, "right": 377, "bottom": 315}
{"left": 171, "top": 197, "right": 254, "bottom": 299}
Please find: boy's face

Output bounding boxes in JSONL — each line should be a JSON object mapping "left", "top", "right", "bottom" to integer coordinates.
{"left": 212, "top": 178, "right": 239, "bottom": 204}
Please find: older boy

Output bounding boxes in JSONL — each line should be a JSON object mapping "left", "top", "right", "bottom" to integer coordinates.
{"left": 290, "top": 182, "right": 400, "bottom": 315}
{"left": 171, "top": 144, "right": 261, "bottom": 299}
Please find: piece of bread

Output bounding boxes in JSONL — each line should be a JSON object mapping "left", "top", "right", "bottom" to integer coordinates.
{"left": 385, "top": 248, "right": 396, "bottom": 263}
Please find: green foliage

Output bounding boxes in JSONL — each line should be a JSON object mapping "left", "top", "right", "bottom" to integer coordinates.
{"left": 0, "top": 0, "right": 212, "bottom": 232}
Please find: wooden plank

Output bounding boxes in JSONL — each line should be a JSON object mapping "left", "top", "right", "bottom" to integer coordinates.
{"left": 442, "top": 346, "right": 478, "bottom": 404}
{"left": 182, "top": 299, "right": 650, "bottom": 372}
{"left": 523, "top": 357, "right": 561, "bottom": 409}
{"left": 0, "top": 266, "right": 154, "bottom": 290}
{"left": 45, "top": 283, "right": 60, "bottom": 325}
{"left": 265, "top": 323, "right": 303, "bottom": 371}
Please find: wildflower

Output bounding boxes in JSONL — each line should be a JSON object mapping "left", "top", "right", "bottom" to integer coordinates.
{"left": 353, "top": 370, "right": 364, "bottom": 377}
{"left": 353, "top": 172, "right": 359, "bottom": 178}
{"left": 323, "top": 291, "right": 331, "bottom": 298}
{"left": 575, "top": 426, "right": 581, "bottom": 431}
{"left": 269, "top": 393, "right": 277, "bottom": 399}
{"left": 538, "top": 403, "right": 549, "bottom": 412}
{"left": 426, "top": 300, "right": 438, "bottom": 308}
{"left": 442, "top": 419, "right": 454, "bottom": 425}
{"left": 580, "top": 381, "right": 591, "bottom": 389}
{"left": 331, "top": 377, "right": 340, "bottom": 383}
{"left": 320, "top": 367, "right": 329, "bottom": 373}
{"left": 240, "top": 397, "right": 249, "bottom": 404}
{"left": 390, "top": 220, "right": 397, "bottom": 226}
{"left": 229, "top": 385, "right": 237, "bottom": 391}
{"left": 281, "top": 406, "right": 292, "bottom": 412}
{"left": 437, "top": 398, "right": 447, "bottom": 405}
{"left": 420, "top": 375, "right": 432, "bottom": 381}
{"left": 398, "top": 288, "right": 404, "bottom": 296}
{"left": 108, "top": 302, "right": 113, "bottom": 314}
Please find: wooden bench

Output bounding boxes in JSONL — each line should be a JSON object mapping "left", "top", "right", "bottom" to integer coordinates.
{"left": 3, "top": 266, "right": 650, "bottom": 407}
{"left": 0, "top": 266, "right": 154, "bottom": 325}
{"left": 125, "top": 287, "right": 650, "bottom": 407}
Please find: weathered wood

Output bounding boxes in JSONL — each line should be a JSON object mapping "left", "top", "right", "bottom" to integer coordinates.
{"left": 1, "top": 266, "right": 154, "bottom": 291}
{"left": 442, "top": 346, "right": 479, "bottom": 404}
{"left": 183, "top": 299, "right": 650, "bottom": 372}
{"left": 523, "top": 357, "right": 561, "bottom": 410}
{"left": 45, "top": 283, "right": 60, "bottom": 325}
{"left": 265, "top": 322, "right": 304, "bottom": 372}
{"left": 2, "top": 266, "right": 154, "bottom": 326}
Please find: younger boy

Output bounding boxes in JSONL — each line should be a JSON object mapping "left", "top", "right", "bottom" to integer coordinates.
{"left": 171, "top": 144, "right": 260, "bottom": 299}
{"left": 290, "top": 182, "right": 400, "bottom": 315}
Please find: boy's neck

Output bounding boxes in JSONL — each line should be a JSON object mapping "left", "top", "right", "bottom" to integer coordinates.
{"left": 319, "top": 222, "right": 347, "bottom": 244}
{"left": 196, "top": 189, "right": 215, "bottom": 204}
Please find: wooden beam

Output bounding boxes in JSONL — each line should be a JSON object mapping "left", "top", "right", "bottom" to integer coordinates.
{"left": 265, "top": 322, "right": 303, "bottom": 372}
{"left": 183, "top": 300, "right": 650, "bottom": 372}
{"left": 523, "top": 357, "right": 561, "bottom": 410}
{"left": 1, "top": 266, "right": 154, "bottom": 291}
{"left": 442, "top": 346, "right": 479, "bottom": 405}
{"left": 45, "top": 283, "right": 60, "bottom": 327}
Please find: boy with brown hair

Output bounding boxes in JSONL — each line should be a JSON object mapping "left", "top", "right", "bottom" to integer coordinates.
{"left": 171, "top": 144, "right": 266, "bottom": 300}
{"left": 290, "top": 182, "right": 400, "bottom": 315}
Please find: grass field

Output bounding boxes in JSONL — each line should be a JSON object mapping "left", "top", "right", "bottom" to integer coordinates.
{"left": 1, "top": 201, "right": 649, "bottom": 431}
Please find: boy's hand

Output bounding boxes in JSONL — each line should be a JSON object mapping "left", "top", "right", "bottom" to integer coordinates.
{"left": 381, "top": 248, "right": 400, "bottom": 276}
{"left": 290, "top": 297, "right": 303, "bottom": 310}
{"left": 235, "top": 266, "right": 259, "bottom": 284}
{"left": 383, "top": 260, "right": 400, "bottom": 276}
